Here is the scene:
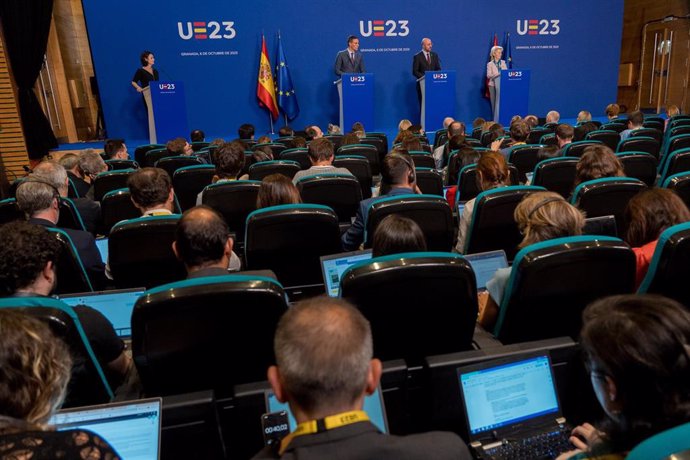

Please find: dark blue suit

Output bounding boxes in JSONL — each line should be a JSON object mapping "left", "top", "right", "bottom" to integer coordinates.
{"left": 341, "top": 187, "right": 415, "bottom": 251}
{"left": 335, "top": 49, "right": 366, "bottom": 76}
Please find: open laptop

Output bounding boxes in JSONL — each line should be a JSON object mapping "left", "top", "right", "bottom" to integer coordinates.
{"left": 320, "top": 249, "right": 373, "bottom": 297}
{"left": 48, "top": 398, "right": 162, "bottom": 460}
{"left": 464, "top": 250, "right": 509, "bottom": 291}
{"left": 59, "top": 288, "right": 145, "bottom": 338}
{"left": 95, "top": 237, "right": 108, "bottom": 263}
{"left": 457, "top": 351, "right": 572, "bottom": 459}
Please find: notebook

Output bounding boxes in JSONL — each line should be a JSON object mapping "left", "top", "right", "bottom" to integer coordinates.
{"left": 457, "top": 352, "right": 571, "bottom": 459}
{"left": 464, "top": 250, "right": 509, "bottom": 291}
{"left": 320, "top": 249, "right": 373, "bottom": 297}
{"left": 59, "top": 288, "right": 145, "bottom": 338}
{"left": 266, "top": 386, "right": 389, "bottom": 434}
{"left": 95, "top": 237, "right": 108, "bottom": 263}
{"left": 48, "top": 398, "right": 162, "bottom": 460}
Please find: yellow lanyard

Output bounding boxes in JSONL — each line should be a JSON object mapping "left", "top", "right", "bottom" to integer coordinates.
{"left": 279, "top": 410, "right": 370, "bottom": 455}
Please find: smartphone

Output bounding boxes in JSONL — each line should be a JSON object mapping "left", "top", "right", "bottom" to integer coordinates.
{"left": 261, "top": 411, "right": 290, "bottom": 447}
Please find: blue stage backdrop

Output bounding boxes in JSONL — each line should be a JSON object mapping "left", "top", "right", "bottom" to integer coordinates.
{"left": 82, "top": 0, "right": 623, "bottom": 141}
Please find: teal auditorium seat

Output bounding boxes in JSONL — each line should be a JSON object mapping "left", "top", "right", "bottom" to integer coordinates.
{"left": 296, "top": 173, "right": 362, "bottom": 223}
{"left": 626, "top": 421, "right": 690, "bottom": 460}
{"left": 508, "top": 144, "right": 545, "bottom": 182}
{"left": 244, "top": 204, "right": 341, "bottom": 288}
{"left": 493, "top": 236, "right": 636, "bottom": 344}
{"left": 659, "top": 148, "right": 690, "bottom": 183}
{"left": 463, "top": 186, "right": 546, "bottom": 259}
{"left": 57, "top": 197, "right": 87, "bottom": 232}
{"left": 340, "top": 252, "right": 477, "bottom": 364}
{"left": 539, "top": 133, "right": 557, "bottom": 146}
{"left": 247, "top": 160, "right": 300, "bottom": 181}
{"left": 108, "top": 214, "right": 185, "bottom": 289}
{"left": 561, "top": 140, "right": 603, "bottom": 158}
{"left": 201, "top": 180, "right": 260, "bottom": 244}
{"left": 454, "top": 163, "right": 519, "bottom": 203}
{"left": 629, "top": 127, "right": 662, "bottom": 144}
{"left": 414, "top": 168, "right": 444, "bottom": 196}
{"left": 364, "top": 194, "right": 454, "bottom": 252}
{"left": 585, "top": 129, "right": 619, "bottom": 151}
{"left": 0, "top": 296, "right": 113, "bottom": 406}
{"left": 408, "top": 151, "right": 435, "bottom": 169}
{"left": 0, "top": 198, "right": 23, "bottom": 224}
{"left": 660, "top": 134, "right": 690, "bottom": 167}
{"left": 251, "top": 142, "right": 287, "bottom": 158}
{"left": 571, "top": 177, "right": 647, "bottom": 233}
{"left": 132, "top": 275, "right": 288, "bottom": 397}
{"left": 172, "top": 164, "right": 216, "bottom": 211}
{"left": 93, "top": 168, "right": 135, "bottom": 201}
{"left": 663, "top": 172, "right": 690, "bottom": 208}
{"left": 279, "top": 147, "right": 310, "bottom": 169}
{"left": 333, "top": 155, "right": 373, "bottom": 199}
{"left": 617, "top": 136, "right": 660, "bottom": 160}
{"left": 616, "top": 152, "right": 658, "bottom": 186}
{"left": 144, "top": 147, "right": 173, "bottom": 168}
{"left": 638, "top": 222, "right": 690, "bottom": 308}
{"left": 337, "top": 144, "right": 380, "bottom": 175}
{"left": 100, "top": 188, "right": 141, "bottom": 235}
{"left": 105, "top": 159, "right": 139, "bottom": 170}
{"left": 46, "top": 228, "right": 94, "bottom": 294}
{"left": 134, "top": 144, "right": 165, "bottom": 165}
{"left": 531, "top": 157, "right": 578, "bottom": 198}
{"left": 155, "top": 155, "right": 203, "bottom": 179}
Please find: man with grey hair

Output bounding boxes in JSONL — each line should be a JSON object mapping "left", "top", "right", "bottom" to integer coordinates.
{"left": 433, "top": 120, "right": 466, "bottom": 169}
{"left": 252, "top": 297, "right": 469, "bottom": 459}
{"left": 16, "top": 179, "right": 104, "bottom": 284}
{"left": 32, "top": 160, "right": 101, "bottom": 234}
{"left": 77, "top": 151, "right": 108, "bottom": 200}
{"left": 546, "top": 110, "right": 560, "bottom": 124}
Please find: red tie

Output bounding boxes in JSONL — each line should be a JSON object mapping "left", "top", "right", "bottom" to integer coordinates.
{"left": 426, "top": 53, "right": 430, "bottom": 65}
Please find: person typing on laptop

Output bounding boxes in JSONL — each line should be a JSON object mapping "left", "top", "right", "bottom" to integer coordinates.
{"left": 252, "top": 296, "right": 470, "bottom": 459}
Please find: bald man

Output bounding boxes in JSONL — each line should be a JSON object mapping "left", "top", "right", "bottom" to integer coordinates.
{"left": 412, "top": 38, "right": 442, "bottom": 105}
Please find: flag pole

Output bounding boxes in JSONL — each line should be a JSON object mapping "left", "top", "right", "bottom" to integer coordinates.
{"left": 269, "top": 113, "right": 275, "bottom": 134}
{"left": 284, "top": 114, "right": 288, "bottom": 127}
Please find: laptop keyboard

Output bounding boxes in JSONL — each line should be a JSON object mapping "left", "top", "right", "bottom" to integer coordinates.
{"left": 482, "top": 429, "right": 572, "bottom": 460}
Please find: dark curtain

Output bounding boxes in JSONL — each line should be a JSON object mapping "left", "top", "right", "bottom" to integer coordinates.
{"left": 0, "top": 0, "right": 58, "bottom": 160}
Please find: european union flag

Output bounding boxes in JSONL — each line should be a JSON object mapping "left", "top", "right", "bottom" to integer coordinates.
{"left": 503, "top": 32, "right": 513, "bottom": 69}
{"left": 276, "top": 33, "right": 299, "bottom": 121}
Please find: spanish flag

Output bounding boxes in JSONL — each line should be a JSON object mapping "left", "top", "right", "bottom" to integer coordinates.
{"left": 257, "top": 35, "right": 279, "bottom": 120}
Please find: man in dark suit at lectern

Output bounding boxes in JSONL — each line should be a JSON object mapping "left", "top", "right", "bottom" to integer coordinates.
{"left": 335, "top": 35, "right": 366, "bottom": 76}
{"left": 412, "top": 37, "right": 441, "bottom": 104}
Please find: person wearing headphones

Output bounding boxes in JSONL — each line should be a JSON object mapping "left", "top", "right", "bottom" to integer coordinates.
{"left": 342, "top": 149, "right": 420, "bottom": 251}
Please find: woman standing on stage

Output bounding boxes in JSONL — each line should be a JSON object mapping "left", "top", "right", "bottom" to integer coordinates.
{"left": 131, "top": 50, "right": 159, "bottom": 97}
{"left": 486, "top": 45, "right": 507, "bottom": 121}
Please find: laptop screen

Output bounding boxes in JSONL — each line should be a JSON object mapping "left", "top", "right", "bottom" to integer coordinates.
{"left": 458, "top": 354, "right": 559, "bottom": 436}
{"left": 320, "top": 250, "right": 373, "bottom": 297}
{"left": 266, "top": 387, "right": 388, "bottom": 434}
{"left": 464, "top": 250, "right": 509, "bottom": 290}
{"left": 95, "top": 238, "right": 108, "bottom": 264}
{"left": 48, "top": 398, "right": 162, "bottom": 460}
{"left": 60, "top": 288, "right": 145, "bottom": 337}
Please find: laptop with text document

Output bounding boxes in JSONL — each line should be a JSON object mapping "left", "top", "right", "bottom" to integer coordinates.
{"left": 320, "top": 249, "right": 373, "bottom": 297}
{"left": 464, "top": 250, "right": 509, "bottom": 291}
{"left": 59, "top": 288, "right": 145, "bottom": 339}
{"left": 457, "top": 351, "right": 572, "bottom": 459}
{"left": 48, "top": 398, "right": 162, "bottom": 460}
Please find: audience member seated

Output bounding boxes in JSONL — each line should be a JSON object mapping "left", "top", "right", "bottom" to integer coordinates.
{"left": 479, "top": 191, "right": 585, "bottom": 328}
{"left": 70, "top": 151, "right": 107, "bottom": 199}
{"left": 433, "top": 121, "right": 465, "bottom": 169}
{"left": 624, "top": 188, "right": 690, "bottom": 288}
{"left": 166, "top": 137, "right": 193, "bottom": 156}
{"left": 398, "top": 118, "right": 412, "bottom": 133}
{"left": 342, "top": 154, "right": 419, "bottom": 251}
{"left": 292, "top": 138, "right": 353, "bottom": 184}
{"left": 0, "top": 221, "right": 132, "bottom": 392}
{"left": 31, "top": 160, "right": 101, "bottom": 235}
{"left": 546, "top": 110, "right": 560, "bottom": 124}
{"left": 251, "top": 297, "right": 470, "bottom": 459}
{"left": 196, "top": 141, "right": 246, "bottom": 205}
{"left": 190, "top": 129, "right": 205, "bottom": 142}
{"left": 537, "top": 145, "right": 561, "bottom": 162}
{"left": 327, "top": 123, "right": 341, "bottom": 135}
{"left": 257, "top": 174, "right": 302, "bottom": 208}
{"left": 278, "top": 126, "right": 294, "bottom": 137}
{"left": 238, "top": 123, "right": 256, "bottom": 141}
{"left": 523, "top": 114, "right": 539, "bottom": 128}
{"left": 172, "top": 206, "right": 241, "bottom": 275}
{"left": 455, "top": 151, "right": 511, "bottom": 253}
{"left": 665, "top": 104, "right": 680, "bottom": 130}
{"left": 393, "top": 128, "right": 415, "bottom": 145}
{"left": 605, "top": 103, "right": 620, "bottom": 121}
{"left": 556, "top": 124, "right": 575, "bottom": 155}
{"left": 495, "top": 120, "right": 530, "bottom": 157}
{"left": 574, "top": 122, "right": 598, "bottom": 142}
{"left": 15, "top": 180, "right": 104, "bottom": 284}
{"left": 128, "top": 167, "right": 176, "bottom": 216}
{"left": 0, "top": 310, "right": 121, "bottom": 459}
{"left": 292, "top": 136, "right": 307, "bottom": 148}
{"left": 104, "top": 138, "right": 129, "bottom": 160}
{"left": 58, "top": 153, "right": 84, "bottom": 195}
{"left": 557, "top": 294, "right": 690, "bottom": 459}
{"left": 351, "top": 121, "right": 366, "bottom": 139}
{"left": 256, "top": 135, "right": 272, "bottom": 145}
{"left": 620, "top": 110, "right": 644, "bottom": 142}
{"left": 577, "top": 110, "right": 593, "bottom": 124}
{"left": 401, "top": 134, "right": 423, "bottom": 153}
{"left": 372, "top": 214, "right": 427, "bottom": 257}
{"left": 573, "top": 145, "right": 625, "bottom": 190}
{"left": 306, "top": 125, "right": 323, "bottom": 140}
{"left": 340, "top": 132, "right": 360, "bottom": 147}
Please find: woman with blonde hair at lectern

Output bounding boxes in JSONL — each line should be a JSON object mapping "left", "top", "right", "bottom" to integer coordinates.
{"left": 487, "top": 45, "right": 507, "bottom": 121}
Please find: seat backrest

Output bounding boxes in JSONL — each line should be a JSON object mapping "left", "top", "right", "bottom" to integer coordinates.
{"left": 414, "top": 168, "right": 444, "bottom": 196}
{"left": 105, "top": 159, "right": 139, "bottom": 171}
{"left": 365, "top": 194, "right": 454, "bottom": 251}
{"left": 248, "top": 160, "right": 300, "bottom": 181}
{"left": 155, "top": 155, "right": 203, "bottom": 179}
{"left": 630, "top": 127, "right": 662, "bottom": 144}
{"left": 561, "top": 140, "right": 603, "bottom": 158}
{"left": 0, "top": 198, "right": 23, "bottom": 224}
{"left": 618, "top": 136, "right": 661, "bottom": 161}
{"left": 455, "top": 163, "right": 519, "bottom": 203}
{"left": 539, "top": 133, "right": 557, "bottom": 146}
{"left": 191, "top": 141, "right": 209, "bottom": 151}
{"left": 324, "top": 135, "right": 343, "bottom": 150}
{"left": 571, "top": 177, "right": 647, "bottom": 232}
{"left": 663, "top": 134, "right": 690, "bottom": 162}
{"left": 0, "top": 297, "right": 114, "bottom": 406}
{"left": 57, "top": 197, "right": 87, "bottom": 232}
{"left": 642, "top": 119, "right": 664, "bottom": 131}
{"left": 669, "top": 117, "right": 690, "bottom": 130}
{"left": 360, "top": 137, "right": 386, "bottom": 162}
{"left": 508, "top": 145, "right": 544, "bottom": 182}
{"left": 134, "top": 144, "right": 165, "bottom": 165}
{"left": 526, "top": 128, "right": 548, "bottom": 145}
{"left": 659, "top": 148, "right": 690, "bottom": 183}
{"left": 471, "top": 126, "right": 482, "bottom": 139}
{"left": 93, "top": 169, "right": 135, "bottom": 202}
{"left": 46, "top": 228, "right": 94, "bottom": 294}
{"left": 465, "top": 186, "right": 546, "bottom": 259}
{"left": 669, "top": 126, "right": 690, "bottom": 138}
{"left": 172, "top": 164, "right": 216, "bottom": 211}
{"left": 252, "top": 142, "right": 286, "bottom": 158}
{"left": 616, "top": 152, "right": 658, "bottom": 186}
{"left": 433, "top": 129, "right": 448, "bottom": 149}
{"left": 296, "top": 174, "right": 363, "bottom": 222}
{"left": 409, "top": 152, "right": 436, "bottom": 169}
{"left": 336, "top": 144, "right": 380, "bottom": 175}
{"left": 494, "top": 236, "right": 636, "bottom": 344}
{"left": 108, "top": 215, "right": 186, "bottom": 288}
{"left": 532, "top": 157, "right": 578, "bottom": 198}
{"left": 333, "top": 155, "right": 373, "bottom": 199}
{"left": 600, "top": 122, "right": 626, "bottom": 133}
{"left": 144, "top": 148, "right": 173, "bottom": 168}
{"left": 663, "top": 172, "right": 690, "bottom": 209}
{"left": 585, "top": 130, "right": 620, "bottom": 150}
{"left": 340, "top": 252, "right": 477, "bottom": 364}
{"left": 639, "top": 222, "right": 690, "bottom": 308}
{"left": 626, "top": 421, "right": 690, "bottom": 460}
{"left": 244, "top": 204, "right": 341, "bottom": 287}
{"left": 201, "top": 180, "right": 260, "bottom": 242}
{"left": 279, "top": 148, "right": 310, "bottom": 170}
{"left": 132, "top": 275, "right": 288, "bottom": 397}
{"left": 100, "top": 189, "right": 141, "bottom": 235}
